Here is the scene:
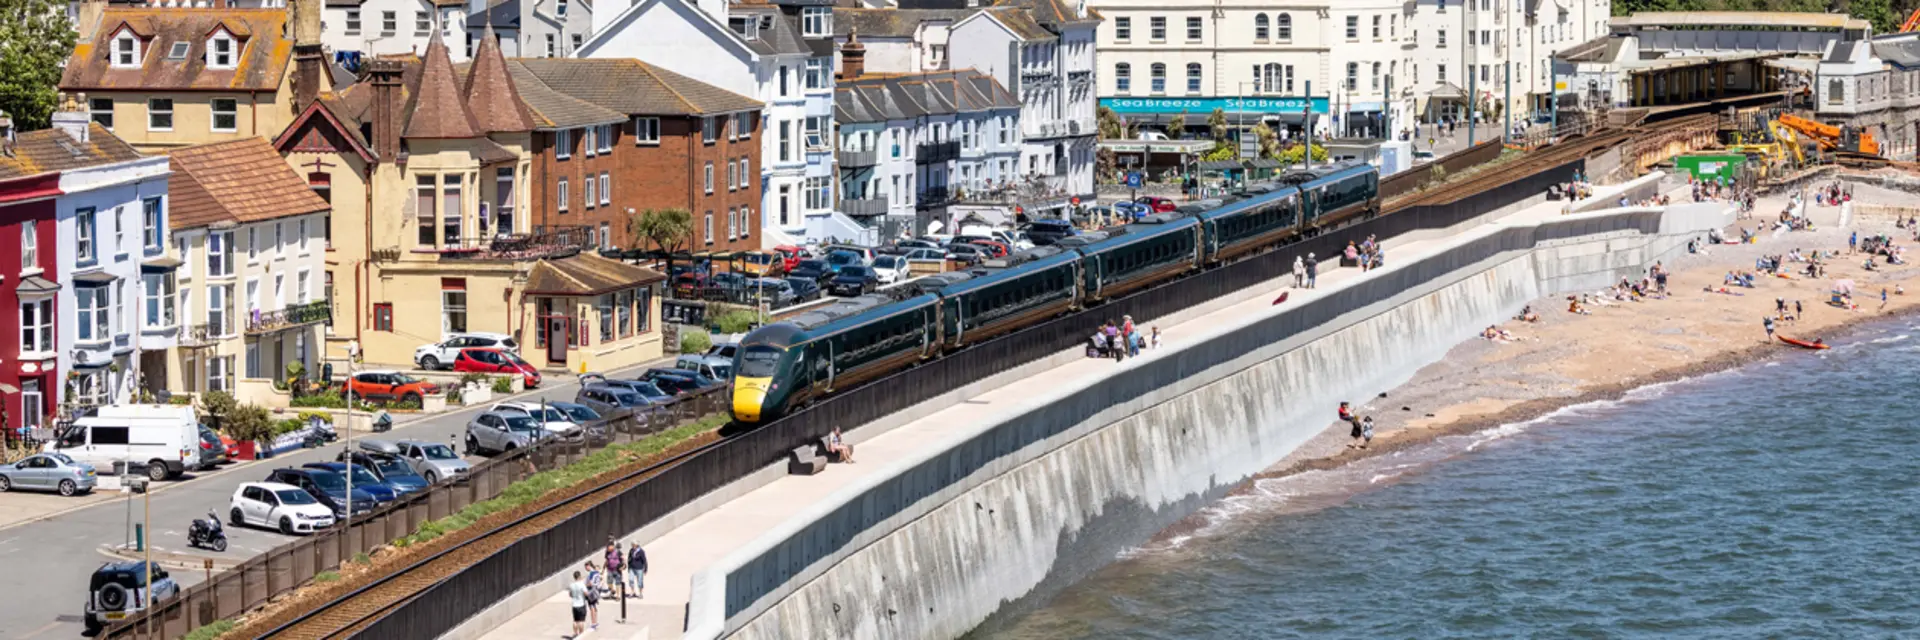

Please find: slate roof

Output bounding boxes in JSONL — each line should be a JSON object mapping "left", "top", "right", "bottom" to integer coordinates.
{"left": 404, "top": 32, "right": 483, "bottom": 139}
{"left": 833, "top": 8, "right": 973, "bottom": 38}
{"left": 464, "top": 28, "right": 538, "bottom": 133}
{"left": 524, "top": 252, "right": 665, "bottom": 296}
{"left": 1871, "top": 33, "right": 1920, "bottom": 70}
{"left": 0, "top": 125, "right": 147, "bottom": 180}
{"left": 472, "top": 0, "right": 522, "bottom": 28}
{"left": 62, "top": 8, "right": 294, "bottom": 93}
{"left": 510, "top": 58, "right": 762, "bottom": 116}
{"left": 980, "top": 6, "right": 1054, "bottom": 40}
{"left": 991, "top": 0, "right": 1099, "bottom": 27}
{"left": 166, "top": 138, "right": 330, "bottom": 229}
{"left": 834, "top": 69, "right": 1018, "bottom": 124}
{"left": 732, "top": 6, "right": 812, "bottom": 56}
{"left": 496, "top": 62, "right": 627, "bottom": 130}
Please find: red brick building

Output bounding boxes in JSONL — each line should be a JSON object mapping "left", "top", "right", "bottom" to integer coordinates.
{"left": 499, "top": 58, "right": 764, "bottom": 252}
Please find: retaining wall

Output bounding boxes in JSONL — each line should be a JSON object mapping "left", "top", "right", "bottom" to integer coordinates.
{"left": 692, "top": 201, "right": 1729, "bottom": 640}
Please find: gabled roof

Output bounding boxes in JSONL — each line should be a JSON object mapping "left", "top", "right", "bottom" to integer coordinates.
{"left": 472, "top": 0, "right": 522, "bottom": 29}
{"left": 273, "top": 98, "right": 378, "bottom": 164}
{"left": 510, "top": 58, "right": 762, "bottom": 116}
{"left": 524, "top": 252, "right": 666, "bottom": 296}
{"left": 61, "top": 8, "right": 293, "bottom": 93}
{"left": 991, "top": 0, "right": 1099, "bottom": 27}
{"left": 834, "top": 69, "right": 1018, "bottom": 124}
{"left": 833, "top": 8, "right": 973, "bottom": 38}
{"left": 464, "top": 28, "right": 538, "bottom": 133}
{"left": 974, "top": 6, "right": 1055, "bottom": 40}
{"left": 0, "top": 125, "right": 147, "bottom": 181}
{"left": 404, "top": 31, "right": 483, "bottom": 139}
{"left": 731, "top": 6, "right": 812, "bottom": 56}
{"left": 495, "top": 62, "right": 627, "bottom": 130}
{"left": 167, "top": 138, "right": 330, "bottom": 229}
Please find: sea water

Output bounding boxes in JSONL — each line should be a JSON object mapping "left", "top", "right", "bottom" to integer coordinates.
{"left": 980, "top": 321, "right": 1920, "bottom": 639}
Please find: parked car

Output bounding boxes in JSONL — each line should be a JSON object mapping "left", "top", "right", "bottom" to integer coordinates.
{"left": 333, "top": 446, "right": 429, "bottom": 495}
{"left": 788, "top": 259, "right": 833, "bottom": 285}
{"left": 823, "top": 245, "right": 876, "bottom": 265}
{"left": 300, "top": 462, "right": 401, "bottom": 503}
{"left": 896, "top": 239, "right": 943, "bottom": 252}
{"left": 0, "top": 452, "right": 96, "bottom": 496}
{"left": 829, "top": 266, "right": 879, "bottom": 297}
{"left": 83, "top": 561, "right": 180, "bottom": 634}
{"left": 642, "top": 368, "right": 718, "bottom": 395}
{"left": 772, "top": 245, "right": 807, "bottom": 272}
{"left": 945, "top": 244, "right": 987, "bottom": 265}
{"left": 870, "top": 255, "right": 910, "bottom": 284}
{"left": 740, "top": 277, "right": 795, "bottom": 308}
{"left": 900, "top": 248, "right": 946, "bottom": 263}
{"left": 672, "top": 271, "right": 711, "bottom": 298}
{"left": 414, "top": 332, "right": 519, "bottom": 370}
{"left": 44, "top": 405, "right": 202, "bottom": 481}
{"left": 706, "top": 341, "right": 740, "bottom": 360}
{"left": 548, "top": 402, "right": 603, "bottom": 425}
{"left": 391, "top": 439, "right": 470, "bottom": 484}
{"left": 675, "top": 353, "right": 733, "bottom": 381}
{"left": 342, "top": 370, "right": 440, "bottom": 404}
{"left": 464, "top": 411, "right": 546, "bottom": 455}
{"left": 824, "top": 250, "right": 865, "bottom": 274}
{"left": 581, "top": 374, "right": 675, "bottom": 404}
{"left": 704, "top": 271, "right": 752, "bottom": 301}
{"left": 1135, "top": 195, "right": 1177, "bottom": 213}
{"left": 966, "top": 239, "right": 1011, "bottom": 258}
{"left": 490, "top": 401, "right": 582, "bottom": 437}
{"left": 1110, "top": 201, "right": 1149, "bottom": 222}
{"left": 575, "top": 384, "right": 655, "bottom": 416}
{"left": 1023, "top": 219, "right": 1077, "bottom": 246}
{"left": 228, "top": 482, "right": 335, "bottom": 536}
{"left": 451, "top": 347, "right": 541, "bottom": 388}
{"left": 195, "top": 426, "right": 229, "bottom": 470}
{"left": 784, "top": 276, "right": 822, "bottom": 302}
{"left": 264, "top": 468, "right": 377, "bottom": 518}
{"left": 738, "top": 251, "right": 784, "bottom": 277}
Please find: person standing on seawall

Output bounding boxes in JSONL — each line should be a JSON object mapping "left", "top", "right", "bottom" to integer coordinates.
{"left": 1306, "top": 253, "right": 1319, "bottom": 288}
{"left": 1293, "top": 255, "right": 1306, "bottom": 288}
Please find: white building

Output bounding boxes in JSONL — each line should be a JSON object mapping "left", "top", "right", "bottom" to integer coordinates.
{"left": 835, "top": 66, "right": 1022, "bottom": 235}
{"left": 320, "top": 0, "right": 473, "bottom": 62}
{"left": 45, "top": 113, "right": 172, "bottom": 409}
{"left": 467, "top": 0, "right": 596, "bottom": 58}
{"left": 581, "top": 0, "right": 843, "bottom": 245}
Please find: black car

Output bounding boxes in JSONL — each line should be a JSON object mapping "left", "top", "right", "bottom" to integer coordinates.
{"left": 828, "top": 266, "right": 879, "bottom": 297}
{"left": 788, "top": 259, "right": 833, "bottom": 285}
{"left": 264, "top": 468, "right": 378, "bottom": 518}
{"left": 785, "top": 276, "right": 822, "bottom": 302}
{"left": 641, "top": 368, "right": 717, "bottom": 395}
{"left": 945, "top": 244, "right": 986, "bottom": 265}
{"left": 1023, "top": 219, "right": 1076, "bottom": 246}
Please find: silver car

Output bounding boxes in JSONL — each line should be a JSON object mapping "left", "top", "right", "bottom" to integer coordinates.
{"left": 393, "top": 439, "right": 470, "bottom": 484}
{"left": 0, "top": 452, "right": 98, "bottom": 496}
{"left": 464, "top": 412, "right": 546, "bottom": 456}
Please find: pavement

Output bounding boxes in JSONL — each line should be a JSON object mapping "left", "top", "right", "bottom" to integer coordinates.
{"left": 0, "top": 355, "right": 674, "bottom": 640}
{"left": 477, "top": 185, "right": 1622, "bottom": 640}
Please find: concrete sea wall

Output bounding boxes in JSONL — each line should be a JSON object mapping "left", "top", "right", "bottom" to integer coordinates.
{"left": 685, "top": 199, "right": 1729, "bottom": 640}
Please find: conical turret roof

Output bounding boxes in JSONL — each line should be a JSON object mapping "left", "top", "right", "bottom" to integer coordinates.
{"left": 464, "top": 24, "right": 536, "bottom": 134}
{"left": 403, "top": 29, "right": 482, "bottom": 139}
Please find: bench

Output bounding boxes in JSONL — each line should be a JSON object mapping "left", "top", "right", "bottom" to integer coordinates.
{"left": 788, "top": 445, "right": 826, "bottom": 475}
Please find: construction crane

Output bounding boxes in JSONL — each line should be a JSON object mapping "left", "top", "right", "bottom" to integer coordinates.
{"left": 1776, "top": 113, "right": 1880, "bottom": 157}
{"left": 1903, "top": 6, "right": 1920, "bottom": 33}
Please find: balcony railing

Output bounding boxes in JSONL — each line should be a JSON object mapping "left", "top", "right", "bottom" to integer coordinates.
{"left": 916, "top": 186, "right": 953, "bottom": 208}
{"left": 428, "top": 225, "right": 593, "bottom": 261}
{"left": 179, "top": 321, "right": 224, "bottom": 348}
{"left": 916, "top": 141, "right": 960, "bottom": 164}
{"left": 841, "top": 197, "right": 889, "bottom": 217}
{"left": 838, "top": 149, "right": 879, "bottom": 169}
{"left": 247, "top": 300, "right": 332, "bottom": 335}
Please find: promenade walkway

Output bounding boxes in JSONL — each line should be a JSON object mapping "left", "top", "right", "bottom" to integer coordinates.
{"left": 477, "top": 189, "right": 1622, "bottom": 640}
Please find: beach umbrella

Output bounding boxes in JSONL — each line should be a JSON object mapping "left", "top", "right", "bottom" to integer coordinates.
{"left": 1833, "top": 278, "right": 1855, "bottom": 293}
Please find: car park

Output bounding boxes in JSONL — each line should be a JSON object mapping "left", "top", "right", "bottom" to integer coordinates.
{"left": 788, "top": 259, "right": 833, "bottom": 285}
{"left": 264, "top": 468, "right": 377, "bottom": 518}
{"left": 870, "top": 255, "right": 910, "bottom": 284}
{"left": 828, "top": 266, "right": 879, "bottom": 297}
{"left": 784, "top": 276, "right": 822, "bottom": 302}
{"left": 391, "top": 439, "right": 470, "bottom": 483}
{"left": 228, "top": 482, "right": 336, "bottom": 536}
{"left": 464, "top": 411, "right": 547, "bottom": 455}
{"left": 300, "top": 462, "right": 402, "bottom": 503}
{"left": 490, "top": 401, "right": 582, "bottom": 437}
{"left": 83, "top": 561, "right": 179, "bottom": 634}
{"left": 44, "top": 405, "right": 202, "bottom": 481}
{"left": 0, "top": 452, "right": 96, "bottom": 496}
{"left": 342, "top": 370, "right": 440, "bottom": 404}
{"left": 414, "top": 332, "right": 518, "bottom": 370}
{"left": 451, "top": 348, "right": 541, "bottom": 388}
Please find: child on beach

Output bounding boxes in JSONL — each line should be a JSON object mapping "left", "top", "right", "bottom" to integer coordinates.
{"left": 1361, "top": 417, "right": 1375, "bottom": 448}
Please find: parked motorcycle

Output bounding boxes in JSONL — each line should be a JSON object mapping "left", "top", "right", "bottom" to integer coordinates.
{"left": 188, "top": 511, "right": 228, "bottom": 552}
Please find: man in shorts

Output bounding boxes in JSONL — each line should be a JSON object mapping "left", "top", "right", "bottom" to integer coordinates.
{"left": 568, "top": 571, "right": 588, "bottom": 638}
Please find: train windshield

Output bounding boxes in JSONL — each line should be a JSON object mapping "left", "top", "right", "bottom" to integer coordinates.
{"left": 739, "top": 346, "right": 783, "bottom": 377}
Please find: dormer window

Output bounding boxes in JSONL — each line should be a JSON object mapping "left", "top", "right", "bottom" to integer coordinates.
{"left": 729, "top": 16, "right": 758, "bottom": 40}
{"left": 801, "top": 7, "right": 830, "bottom": 37}
{"left": 207, "top": 31, "right": 237, "bottom": 69}
{"left": 111, "top": 32, "right": 140, "bottom": 67}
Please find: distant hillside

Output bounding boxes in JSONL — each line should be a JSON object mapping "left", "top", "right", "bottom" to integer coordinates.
{"left": 1609, "top": 0, "right": 1901, "bottom": 35}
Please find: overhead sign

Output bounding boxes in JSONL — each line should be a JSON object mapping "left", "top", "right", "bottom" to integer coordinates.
{"left": 1101, "top": 96, "right": 1331, "bottom": 116}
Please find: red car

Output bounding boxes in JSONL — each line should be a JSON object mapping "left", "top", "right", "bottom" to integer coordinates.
{"left": 1134, "top": 196, "right": 1177, "bottom": 213}
{"left": 452, "top": 348, "right": 541, "bottom": 388}
{"left": 773, "top": 245, "right": 806, "bottom": 272}
{"left": 967, "top": 239, "right": 1010, "bottom": 258}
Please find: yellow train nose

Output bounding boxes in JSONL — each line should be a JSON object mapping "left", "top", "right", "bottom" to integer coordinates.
{"left": 732, "top": 377, "right": 770, "bottom": 423}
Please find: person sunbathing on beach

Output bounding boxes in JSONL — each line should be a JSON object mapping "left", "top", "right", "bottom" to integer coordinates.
{"left": 1517, "top": 305, "right": 1539, "bottom": 323}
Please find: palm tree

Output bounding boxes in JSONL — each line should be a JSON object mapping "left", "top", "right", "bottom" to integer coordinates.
{"left": 627, "top": 208, "right": 695, "bottom": 281}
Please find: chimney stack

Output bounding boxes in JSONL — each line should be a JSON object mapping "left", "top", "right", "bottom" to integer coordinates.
{"left": 838, "top": 30, "right": 866, "bottom": 81}
{"left": 290, "top": 0, "right": 325, "bottom": 111}
{"left": 51, "top": 96, "right": 90, "bottom": 144}
{"left": 367, "top": 59, "right": 404, "bottom": 160}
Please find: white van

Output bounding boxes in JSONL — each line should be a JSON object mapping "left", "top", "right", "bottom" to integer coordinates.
{"left": 45, "top": 405, "right": 203, "bottom": 481}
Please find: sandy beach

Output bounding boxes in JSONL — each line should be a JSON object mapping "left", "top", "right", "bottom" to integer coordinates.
{"left": 1254, "top": 176, "right": 1920, "bottom": 481}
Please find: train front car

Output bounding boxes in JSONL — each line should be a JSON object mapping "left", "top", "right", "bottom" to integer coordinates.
{"left": 731, "top": 323, "right": 806, "bottom": 424}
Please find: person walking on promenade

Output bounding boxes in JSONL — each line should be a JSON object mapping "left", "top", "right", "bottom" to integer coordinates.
{"left": 1293, "top": 256, "right": 1306, "bottom": 287}
{"left": 1340, "top": 402, "right": 1363, "bottom": 448}
{"left": 1306, "top": 253, "right": 1319, "bottom": 288}
{"left": 568, "top": 571, "right": 588, "bottom": 639}
{"left": 628, "top": 542, "right": 649, "bottom": 599}
{"left": 1763, "top": 316, "right": 1776, "bottom": 342}
{"left": 605, "top": 539, "right": 625, "bottom": 597}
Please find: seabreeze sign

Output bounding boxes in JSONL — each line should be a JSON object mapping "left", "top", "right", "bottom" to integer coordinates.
{"left": 1101, "top": 96, "right": 1330, "bottom": 115}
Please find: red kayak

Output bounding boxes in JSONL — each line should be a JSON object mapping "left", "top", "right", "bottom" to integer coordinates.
{"left": 1777, "top": 335, "right": 1830, "bottom": 350}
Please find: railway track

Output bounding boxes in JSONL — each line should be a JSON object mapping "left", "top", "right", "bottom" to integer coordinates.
{"left": 252, "top": 432, "right": 723, "bottom": 640}
{"left": 1385, "top": 113, "right": 1717, "bottom": 211}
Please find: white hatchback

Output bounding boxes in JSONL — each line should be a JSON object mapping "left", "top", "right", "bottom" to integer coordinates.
{"left": 230, "top": 482, "right": 337, "bottom": 535}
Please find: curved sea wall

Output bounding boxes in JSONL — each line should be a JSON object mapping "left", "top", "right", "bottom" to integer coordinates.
{"left": 687, "top": 200, "right": 1731, "bottom": 640}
